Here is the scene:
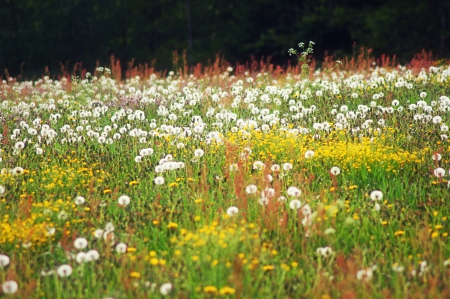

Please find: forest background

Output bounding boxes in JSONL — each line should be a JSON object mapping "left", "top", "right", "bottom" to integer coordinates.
{"left": 1, "top": 0, "right": 449, "bottom": 78}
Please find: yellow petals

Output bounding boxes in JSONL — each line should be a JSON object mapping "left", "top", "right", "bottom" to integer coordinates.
{"left": 167, "top": 222, "right": 178, "bottom": 229}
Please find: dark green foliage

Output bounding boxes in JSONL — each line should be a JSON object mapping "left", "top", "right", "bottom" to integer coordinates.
{"left": 0, "top": 0, "right": 449, "bottom": 77}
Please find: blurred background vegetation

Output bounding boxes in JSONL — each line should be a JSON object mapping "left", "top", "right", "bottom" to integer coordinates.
{"left": 1, "top": 0, "right": 449, "bottom": 78}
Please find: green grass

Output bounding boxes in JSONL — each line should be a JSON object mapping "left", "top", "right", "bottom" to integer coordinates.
{"left": 1, "top": 64, "right": 450, "bottom": 298}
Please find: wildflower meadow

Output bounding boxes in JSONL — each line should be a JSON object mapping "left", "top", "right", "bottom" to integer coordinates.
{"left": 1, "top": 46, "right": 450, "bottom": 298}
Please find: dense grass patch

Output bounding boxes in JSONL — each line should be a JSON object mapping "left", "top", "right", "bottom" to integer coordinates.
{"left": 1, "top": 62, "right": 450, "bottom": 298}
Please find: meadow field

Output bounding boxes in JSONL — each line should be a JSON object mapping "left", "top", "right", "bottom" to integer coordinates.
{"left": 1, "top": 53, "right": 450, "bottom": 298}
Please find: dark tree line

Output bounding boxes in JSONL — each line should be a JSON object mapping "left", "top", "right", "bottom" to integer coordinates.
{"left": 0, "top": 0, "right": 449, "bottom": 77}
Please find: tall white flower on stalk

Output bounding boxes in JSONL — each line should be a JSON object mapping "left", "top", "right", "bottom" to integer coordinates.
{"left": 160, "top": 283, "right": 173, "bottom": 295}
{"left": 370, "top": 191, "right": 383, "bottom": 201}
{"left": 304, "top": 150, "right": 314, "bottom": 159}
{"left": 2, "top": 280, "right": 18, "bottom": 294}
{"left": 282, "top": 163, "right": 293, "bottom": 171}
{"left": 316, "top": 247, "right": 333, "bottom": 258}
{"left": 434, "top": 167, "right": 445, "bottom": 178}
{"left": 74, "top": 196, "right": 85, "bottom": 205}
{"left": 330, "top": 166, "right": 341, "bottom": 176}
{"left": 356, "top": 266, "right": 377, "bottom": 282}
{"left": 287, "top": 187, "right": 301, "bottom": 197}
{"left": 194, "top": 149, "right": 204, "bottom": 158}
{"left": 154, "top": 177, "right": 165, "bottom": 185}
{"left": 57, "top": 264, "right": 73, "bottom": 277}
{"left": 118, "top": 195, "right": 131, "bottom": 206}
{"left": 74, "top": 237, "right": 88, "bottom": 249}
{"left": 245, "top": 184, "right": 257, "bottom": 194}
{"left": 432, "top": 153, "right": 442, "bottom": 161}
{"left": 115, "top": 243, "right": 127, "bottom": 253}
{"left": 289, "top": 199, "right": 302, "bottom": 210}
{"left": 226, "top": 206, "right": 239, "bottom": 216}
{"left": 0, "top": 254, "right": 10, "bottom": 267}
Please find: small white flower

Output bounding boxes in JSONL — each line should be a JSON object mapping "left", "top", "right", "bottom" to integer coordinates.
{"left": 245, "top": 184, "right": 258, "bottom": 194}
{"left": 86, "top": 250, "right": 100, "bottom": 261}
{"left": 14, "top": 141, "right": 25, "bottom": 150}
{"left": 134, "top": 156, "right": 143, "bottom": 163}
{"left": 74, "top": 196, "right": 85, "bottom": 205}
{"left": 271, "top": 164, "right": 281, "bottom": 172}
{"left": 302, "top": 204, "right": 312, "bottom": 216}
{"left": 287, "top": 186, "right": 301, "bottom": 197}
{"left": 356, "top": 268, "right": 373, "bottom": 282}
{"left": 432, "top": 153, "right": 442, "bottom": 161}
{"left": 2, "top": 280, "right": 18, "bottom": 294}
{"left": 316, "top": 247, "right": 333, "bottom": 258}
{"left": 434, "top": 167, "right": 446, "bottom": 178}
{"left": 58, "top": 210, "right": 68, "bottom": 220}
{"left": 330, "top": 166, "right": 341, "bottom": 176}
{"left": 289, "top": 199, "right": 302, "bottom": 210}
{"left": 229, "top": 163, "right": 238, "bottom": 172}
{"left": 258, "top": 197, "right": 269, "bottom": 206}
{"left": 105, "top": 222, "right": 115, "bottom": 232}
{"left": 118, "top": 195, "right": 131, "bottom": 206}
{"left": 370, "top": 190, "right": 383, "bottom": 201}
{"left": 76, "top": 252, "right": 87, "bottom": 264}
{"left": 277, "top": 196, "right": 287, "bottom": 202}
{"left": 282, "top": 163, "right": 293, "bottom": 171}
{"left": 304, "top": 150, "right": 314, "bottom": 159}
{"left": 252, "top": 161, "right": 265, "bottom": 170}
{"left": 194, "top": 149, "right": 204, "bottom": 158}
{"left": 116, "top": 243, "right": 127, "bottom": 253}
{"left": 0, "top": 185, "right": 4, "bottom": 194}
{"left": 160, "top": 282, "right": 173, "bottom": 295}
{"left": 103, "top": 232, "right": 115, "bottom": 244}
{"left": 57, "top": 264, "right": 73, "bottom": 277}
{"left": 94, "top": 229, "right": 105, "bottom": 239}
{"left": 226, "top": 206, "right": 239, "bottom": 216}
{"left": 302, "top": 216, "right": 312, "bottom": 227}
{"left": 154, "top": 176, "right": 165, "bottom": 185}
{"left": 0, "top": 254, "right": 10, "bottom": 267}
{"left": 374, "top": 203, "right": 381, "bottom": 211}
{"left": 433, "top": 116, "right": 442, "bottom": 124}
{"left": 46, "top": 227, "right": 56, "bottom": 236}
{"left": 36, "top": 148, "right": 44, "bottom": 155}
{"left": 74, "top": 237, "right": 88, "bottom": 249}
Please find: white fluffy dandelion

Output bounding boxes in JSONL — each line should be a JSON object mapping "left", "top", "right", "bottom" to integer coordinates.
{"left": 370, "top": 190, "right": 383, "bottom": 201}
{"left": 226, "top": 206, "right": 239, "bottom": 216}
{"left": 304, "top": 150, "right": 315, "bottom": 159}
{"left": 154, "top": 176, "right": 165, "bottom": 185}
{"left": 194, "top": 149, "right": 204, "bottom": 158}
{"left": 0, "top": 254, "right": 10, "bottom": 268}
{"left": 74, "top": 237, "right": 88, "bottom": 249}
{"left": 434, "top": 167, "right": 446, "bottom": 178}
{"left": 57, "top": 264, "right": 73, "bottom": 277}
{"left": 160, "top": 283, "right": 173, "bottom": 295}
{"left": 289, "top": 199, "right": 302, "bottom": 210}
{"left": 118, "top": 195, "right": 131, "bottom": 206}
{"left": 74, "top": 196, "right": 85, "bottom": 205}
{"left": 330, "top": 166, "right": 341, "bottom": 176}
{"left": 2, "top": 280, "right": 18, "bottom": 294}
{"left": 115, "top": 243, "right": 127, "bottom": 253}
{"left": 245, "top": 184, "right": 257, "bottom": 194}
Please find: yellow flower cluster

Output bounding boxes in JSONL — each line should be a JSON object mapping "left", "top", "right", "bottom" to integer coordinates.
{"left": 0, "top": 216, "right": 50, "bottom": 246}
{"left": 225, "top": 127, "right": 427, "bottom": 172}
